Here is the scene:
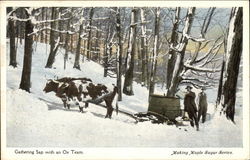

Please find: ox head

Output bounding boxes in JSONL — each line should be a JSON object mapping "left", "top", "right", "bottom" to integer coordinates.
{"left": 43, "top": 79, "right": 59, "bottom": 93}
{"left": 97, "top": 84, "right": 108, "bottom": 94}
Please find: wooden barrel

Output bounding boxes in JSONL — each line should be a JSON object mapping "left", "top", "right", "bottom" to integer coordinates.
{"left": 148, "top": 94, "right": 181, "bottom": 120}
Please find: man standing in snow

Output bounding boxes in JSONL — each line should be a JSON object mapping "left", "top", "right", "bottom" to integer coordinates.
{"left": 198, "top": 87, "right": 208, "bottom": 123}
{"left": 184, "top": 86, "right": 199, "bottom": 131}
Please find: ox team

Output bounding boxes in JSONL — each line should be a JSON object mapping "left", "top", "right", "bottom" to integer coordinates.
{"left": 43, "top": 77, "right": 118, "bottom": 118}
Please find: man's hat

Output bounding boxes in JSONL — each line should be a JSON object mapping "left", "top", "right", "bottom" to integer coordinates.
{"left": 185, "top": 85, "right": 192, "bottom": 89}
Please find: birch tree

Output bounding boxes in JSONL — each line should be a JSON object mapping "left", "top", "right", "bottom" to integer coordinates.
{"left": 140, "top": 8, "right": 149, "bottom": 87}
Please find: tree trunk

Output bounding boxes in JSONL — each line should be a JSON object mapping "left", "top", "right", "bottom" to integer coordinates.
{"left": 15, "top": 17, "right": 19, "bottom": 52}
{"left": 19, "top": 8, "right": 34, "bottom": 92}
{"left": 94, "top": 26, "right": 100, "bottom": 62}
{"left": 140, "top": 8, "right": 148, "bottom": 87}
{"left": 82, "top": 39, "right": 87, "bottom": 62}
{"left": 216, "top": 59, "right": 225, "bottom": 106}
{"left": 166, "top": 7, "right": 180, "bottom": 89}
{"left": 40, "top": 7, "right": 45, "bottom": 43}
{"left": 73, "top": 21, "right": 83, "bottom": 70}
{"left": 70, "top": 34, "right": 74, "bottom": 52}
{"left": 8, "top": 7, "right": 17, "bottom": 68}
{"left": 217, "top": 31, "right": 229, "bottom": 107}
{"left": 87, "top": 7, "right": 94, "bottom": 60}
{"left": 58, "top": 7, "right": 64, "bottom": 44}
{"left": 145, "top": 36, "right": 150, "bottom": 88}
{"left": 167, "top": 7, "right": 196, "bottom": 97}
{"left": 123, "top": 8, "right": 138, "bottom": 95}
{"left": 149, "top": 8, "right": 160, "bottom": 95}
{"left": 19, "top": 11, "right": 24, "bottom": 45}
{"left": 103, "top": 25, "right": 110, "bottom": 77}
{"left": 45, "top": 8, "right": 48, "bottom": 44}
{"left": 137, "top": 38, "right": 141, "bottom": 73}
{"left": 64, "top": 18, "right": 71, "bottom": 70}
{"left": 45, "top": 7, "right": 58, "bottom": 68}
{"left": 116, "top": 7, "right": 123, "bottom": 101}
{"left": 220, "top": 7, "right": 242, "bottom": 122}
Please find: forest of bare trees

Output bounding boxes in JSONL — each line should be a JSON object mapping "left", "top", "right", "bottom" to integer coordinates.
{"left": 6, "top": 7, "right": 242, "bottom": 121}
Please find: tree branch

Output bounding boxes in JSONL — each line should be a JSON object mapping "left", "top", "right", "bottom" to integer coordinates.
{"left": 184, "top": 63, "right": 221, "bottom": 72}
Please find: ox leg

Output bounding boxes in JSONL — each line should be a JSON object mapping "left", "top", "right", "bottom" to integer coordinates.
{"left": 109, "top": 107, "right": 114, "bottom": 118}
{"left": 67, "top": 97, "right": 71, "bottom": 109}
{"left": 104, "top": 100, "right": 109, "bottom": 118}
{"left": 104, "top": 100, "right": 113, "bottom": 119}
{"left": 79, "top": 106, "right": 83, "bottom": 113}
{"left": 85, "top": 102, "right": 89, "bottom": 108}
{"left": 78, "top": 102, "right": 84, "bottom": 113}
{"left": 61, "top": 97, "right": 67, "bottom": 108}
{"left": 62, "top": 100, "right": 67, "bottom": 108}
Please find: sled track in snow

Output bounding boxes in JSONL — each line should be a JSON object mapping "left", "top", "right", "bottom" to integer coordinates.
{"left": 38, "top": 97, "right": 139, "bottom": 122}
{"left": 38, "top": 97, "right": 188, "bottom": 128}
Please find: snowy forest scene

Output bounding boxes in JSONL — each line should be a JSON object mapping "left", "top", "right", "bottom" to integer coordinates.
{"left": 4, "top": 5, "right": 246, "bottom": 150}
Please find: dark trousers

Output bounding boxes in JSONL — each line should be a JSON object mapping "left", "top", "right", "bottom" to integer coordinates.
{"left": 187, "top": 111, "right": 199, "bottom": 130}
{"left": 198, "top": 107, "right": 207, "bottom": 123}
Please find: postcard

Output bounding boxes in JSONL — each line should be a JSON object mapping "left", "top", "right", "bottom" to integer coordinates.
{"left": 1, "top": 1, "right": 249, "bottom": 159}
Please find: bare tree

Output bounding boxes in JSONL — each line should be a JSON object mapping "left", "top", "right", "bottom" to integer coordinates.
{"left": 64, "top": 9, "right": 72, "bottom": 70}
{"left": 149, "top": 8, "right": 160, "bottom": 95}
{"left": 45, "top": 7, "right": 60, "bottom": 68}
{"left": 167, "top": 7, "right": 196, "bottom": 97}
{"left": 86, "top": 7, "right": 94, "bottom": 60}
{"left": 40, "top": 7, "right": 45, "bottom": 43}
{"left": 140, "top": 8, "right": 149, "bottom": 87}
{"left": 219, "top": 7, "right": 242, "bottom": 122}
{"left": 165, "top": 7, "right": 223, "bottom": 97}
{"left": 7, "top": 7, "right": 17, "bottom": 68}
{"left": 116, "top": 7, "right": 123, "bottom": 101}
{"left": 166, "top": 7, "right": 180, "bottom": 89}
{"left": 103, "top": 22, "right": 115, "bottom": 77}
{"left": 19, "top": 8, "right": 34, "bottom": 92}
{"left": 123, "top": 8, "right": 138, "bottom": 95}
{"left": 73, "top": 9, "right": 84, "bottom": 70}
{"left": 189, "top": 7, "right": 216, "bottom": 65}
{"left": 45, "top": 8, "right": 48, "bottom": 45}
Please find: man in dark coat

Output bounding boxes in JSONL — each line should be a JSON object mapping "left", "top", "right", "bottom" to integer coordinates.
{"left": 184, "top": 86, "right": 199, "bottom": 131}
{"left": 198, "top": 87, "right": 208, "bottom": 123}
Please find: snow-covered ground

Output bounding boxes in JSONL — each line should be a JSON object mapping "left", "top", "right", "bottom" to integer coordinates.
{"left": 5, "top": 40, "right": 243, "bottom": 147}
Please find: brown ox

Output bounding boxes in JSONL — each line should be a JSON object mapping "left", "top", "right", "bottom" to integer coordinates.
{"left": 43, "top": 77, "right": 92, "bottom": 109}
{"left": 43, "top": 77, "right": 118, "bottom": 118}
